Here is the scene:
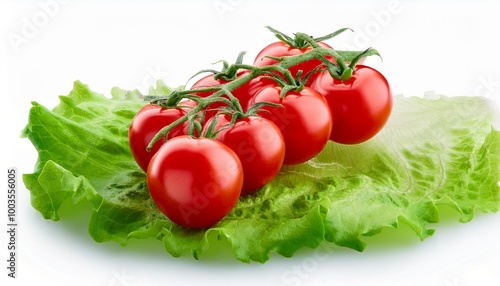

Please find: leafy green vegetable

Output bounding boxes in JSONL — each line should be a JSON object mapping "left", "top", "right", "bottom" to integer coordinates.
{"left": 22, "top": 81, "right": 500, "bottom": 263}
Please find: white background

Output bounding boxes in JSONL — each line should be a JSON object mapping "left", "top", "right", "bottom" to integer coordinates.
{"left": 1, "top": 0, "right": 500, "bottom": 285}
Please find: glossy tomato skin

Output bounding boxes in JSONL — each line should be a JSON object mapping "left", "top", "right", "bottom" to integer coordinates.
{"left": 253, "top": 41, "right": 333, "bottom": 84}
{"left": 248, "top": 85, "right": 332, "bottom": 165}
{"left": 205, "top": 114, "right": 285, "bottom": 194}
{"left": 191, "top": 73, "right": 230, "bottom": 120}
{"left": 147, "top": 136, "right": 243, "bottom": 228}
{"left": 310, "top": 65, "right": 393, "bottom": 144}
{"left": 242, "top": 74, "right": 277, "bottom": 110}
{"left": 128, "top": 104, "right": 190, "bottom": 172}
{"left": 191, "top": 73, "right": 227, "bottom": 98}
{"left": 191, "top": 71, "right": 270, "bottom": 116}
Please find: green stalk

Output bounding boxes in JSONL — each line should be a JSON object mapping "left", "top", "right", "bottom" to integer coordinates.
{"left": 145, "top": 31, "right": 381, "bottom": 149}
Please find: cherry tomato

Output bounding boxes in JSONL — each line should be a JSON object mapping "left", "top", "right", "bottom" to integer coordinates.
{"left": 248, "top": 85, "right": 332, "bottom": 165}
{"left": 147, "top": 136, "right": 243, "bottom": 228}
{"left": 190, "top": 73, "right": 229, "bottom": 120}
{"left": 128, "top": 104, "right": 191, "bottom": 172}
{"left": 205, "top": 114, "right": 285, "bottom": 194}
{"left": 191, "top": 71, "right": 269, "bottom": 117}
{"left": 253, "top": 41, "right": 333, "bottom": 84}
{"left": 241, "top": 73, "right": 277, "bottom": 109}
{"left": 191, "top": 73, "right": 227, "bottom": 99}
{"left": 310, "top": 65, "right": 393, "bottom": 144}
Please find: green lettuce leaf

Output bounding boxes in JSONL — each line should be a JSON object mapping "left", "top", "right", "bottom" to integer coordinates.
{"left": 22, "top": 81, "right": 500, "bottom": 263}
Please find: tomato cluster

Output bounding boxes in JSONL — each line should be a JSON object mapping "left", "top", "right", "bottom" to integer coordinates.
{"left": 128, "top": 27, "right": 393, "bottom": 228}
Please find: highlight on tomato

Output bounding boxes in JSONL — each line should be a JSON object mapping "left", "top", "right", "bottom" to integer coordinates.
{"left": 130, "top": 26, "right": 391, "bottom": 230}
{"left": 248, "top": 84, "right": 332, "bottom": 165}
{"left": 147, "top": 136, "right": 243, "bottom": 229}
{"left": 310, "top": 65, "right": 392, "bottom": 144}
{"left": 253, "top": 27, "right": 335, "bottom": 82}
{"left": 252, "top": 26, "right": 356, "bottom": 85}
{"left": 128, "top": 104, "right": 192, "bottom": 172}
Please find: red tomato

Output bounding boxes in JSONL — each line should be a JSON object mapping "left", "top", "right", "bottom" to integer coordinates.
{"left": 190, "top": 73, "right": 229, "bottom": 120}
{"left": 191, "top": 73, "right": 227, "bottom": 98}
{"left": 128, "top": 104, "right": 191, "bottom": 172}
{"left": 253, "top": 41, "right": 333, "bottom": 84}
{"left": 191, "top": 70, "right": 274, "bottom": 114}
{"left": 178, "top": 98, "right": 199, "bottom": 109}
{"left": 310, "top": 65, "right": 393, "bottom": 144}
{"left": 147, "top": 136, "right": 243, "bottom": 228}
{"left": 191, "top": 71, "right": 270, "bottom": 117}
{"left": 242, "top": 73, "right": 277, "bottom": 109}
{"left": 205, "top": 114, "right": 285, "bottom": 194}
{"left": 248, "top": 85, "right": 332, "bottom": 165}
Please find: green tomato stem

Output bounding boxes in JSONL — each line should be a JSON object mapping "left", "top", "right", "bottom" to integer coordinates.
{"left": 145, "top": 31, "right": 380, "bottom": 150}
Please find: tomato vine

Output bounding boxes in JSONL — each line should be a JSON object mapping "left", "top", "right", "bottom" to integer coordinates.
{"left": 143, "top": 27, "right": 381, "bottom": 152}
